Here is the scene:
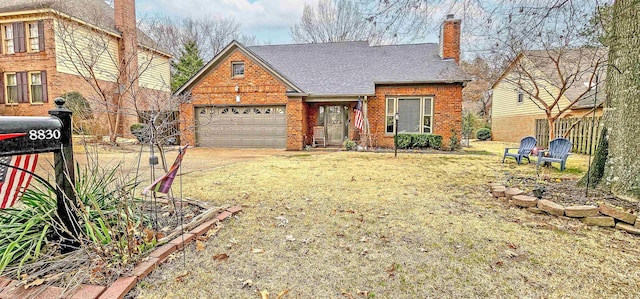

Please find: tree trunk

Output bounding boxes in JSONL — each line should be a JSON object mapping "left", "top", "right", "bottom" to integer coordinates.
{"left": 602, "top": 0, "right": 640, "bottom": 200}
{"left": 548, "top": 118, "right": 556, "bottom": 140}
{"left": 578, "top": 127, "right": 608, "bottom": 186}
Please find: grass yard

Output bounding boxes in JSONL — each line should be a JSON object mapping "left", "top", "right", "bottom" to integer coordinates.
{"left": 120, "top": 141, "right": 640, "bottom": 298}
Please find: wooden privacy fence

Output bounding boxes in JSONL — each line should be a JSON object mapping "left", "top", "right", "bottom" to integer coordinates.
{"left": 535, "top": 116, "right": 603, "bottom": 154}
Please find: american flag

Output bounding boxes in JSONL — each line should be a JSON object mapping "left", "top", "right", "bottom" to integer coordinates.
{"left": 0, "top": 154, "right": 39, "bottom": 209}
{"left": 354, "top": 97, "right": 364, "bottom": 131}
{"left": 143, "top": 145, "right": 188, "bottom": 195}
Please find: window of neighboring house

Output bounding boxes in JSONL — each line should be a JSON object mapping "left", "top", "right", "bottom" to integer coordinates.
{"left": 2, "top": 24, "right": 14, "bottom": 54}
{"left": 27, "top": 22, "right": 39, "bottom": 52}
{"left": 232, "top": 62, "right": 244, "bottom": 77}
{"left": 517, "top": 90, "right": 524, "bottom": 103}
{"left": 385, "top": 97, "right": 435, "bottom": 134}
{"left": 29, "top": 72, "right": 44, "bottom": 103}
{"left": 4, "top": 73, "right": 18, "bottom": 104}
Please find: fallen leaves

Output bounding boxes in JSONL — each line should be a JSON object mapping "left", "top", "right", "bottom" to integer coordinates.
{"left": 212, "top": 253, "right": 229, "bottom": 262}
{"left": 251, "top": 248, "right": 265, "bottom": 254}
{"left": 196, "top": 240, "right": 206, "bottom": 251}
{"left": 175, "top": 271, "right": 190, "bottom": 282}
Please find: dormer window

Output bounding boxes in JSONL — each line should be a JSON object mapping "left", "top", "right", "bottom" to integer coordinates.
{"left": 232, "top": 62, "right": 244, "bottom": 77}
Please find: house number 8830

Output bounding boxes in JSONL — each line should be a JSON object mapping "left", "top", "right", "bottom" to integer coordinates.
{"left": 28, "top": 129, "right": 61, "bottom": 140}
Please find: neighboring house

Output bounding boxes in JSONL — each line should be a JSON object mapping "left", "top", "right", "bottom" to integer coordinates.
{"left": 0, "top": 0, "right": 171, "bottom": 136}
{"left": 491, "top": 49, "right": 606, "bottom": 143}
{"left": 175, "top": 15, "right": 469, "bottom": 150}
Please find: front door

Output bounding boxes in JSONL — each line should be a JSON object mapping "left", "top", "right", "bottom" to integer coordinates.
{"left": 326, "top": 105, "right": 344, "bottom": 145}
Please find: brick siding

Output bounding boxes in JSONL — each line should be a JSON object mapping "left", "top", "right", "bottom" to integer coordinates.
{"left": 369, "top": 84, "right": 463, "bottom": 149}
{"left": 181, "top": 50, "right": 464, "bottom": 150}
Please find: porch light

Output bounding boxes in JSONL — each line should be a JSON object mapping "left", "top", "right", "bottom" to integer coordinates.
{"left": 235, "top": 85, "right": 240, "bottom": 92}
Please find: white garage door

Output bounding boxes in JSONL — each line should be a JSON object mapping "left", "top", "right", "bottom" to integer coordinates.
{"left": 195, "top": 106, "right": 287, "bottom": 148}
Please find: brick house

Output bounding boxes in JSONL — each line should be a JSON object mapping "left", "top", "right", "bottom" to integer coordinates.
{"left": 175, "top": 15, "right": 469, "bottom": 150}
{"left": 491, "top": 49, "right": 606, "bottom": 143}
{"left": 0, "top": 0, "right": 171, "bottom": 136}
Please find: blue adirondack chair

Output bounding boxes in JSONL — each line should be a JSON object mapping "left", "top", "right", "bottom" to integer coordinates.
{"left": 503, "top": 136, "right": 537, "bottom": 165}
{"left": 537, "top": 138, "right": 573, "bottom": 171}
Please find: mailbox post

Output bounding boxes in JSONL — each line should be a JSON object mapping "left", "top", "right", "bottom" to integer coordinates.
{"left": 0, "top": 98, "right": 78, "bottom": 251}
{"left": 49, "top": 98, "right": 80, "bottom": 249}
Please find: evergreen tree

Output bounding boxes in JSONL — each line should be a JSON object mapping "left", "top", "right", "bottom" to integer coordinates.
{"left": 171, "top": 40, "right": 204, "bottom": 92}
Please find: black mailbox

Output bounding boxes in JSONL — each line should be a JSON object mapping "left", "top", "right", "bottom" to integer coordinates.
{"left": 0, "top": 116, "right": 63, "bottom": 157}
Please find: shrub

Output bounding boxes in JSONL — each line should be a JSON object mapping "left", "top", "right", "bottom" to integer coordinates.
{"left": 343, "top": 139, "right": 356, "bottom": 151}
{"left": 449, "top": 129, "right": 461, "bottom": 151}
{"left": 62, "top": 91, "right": 93, "bottom": 134}
{"left": 427, "top": 134, "right": 443, "bottom": 149}
{"left": 396, "top": 134, "right": 412, "bottom": 149}
{"left": 412, "top": 134, "right": 430, "bottom": 148}
{"left": 476, "top": 128, "right": 492, "bottom": 141}
{"left": 130, "top": 123, "right": 149, "bottom": 143}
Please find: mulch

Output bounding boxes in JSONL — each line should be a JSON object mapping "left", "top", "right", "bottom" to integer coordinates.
{"left": 507, "top": 175, "right": 639, "bottom": 212}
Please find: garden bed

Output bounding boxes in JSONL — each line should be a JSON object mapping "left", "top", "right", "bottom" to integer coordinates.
{"left": 0, "top": 196, "right": 233, "bottom": 299}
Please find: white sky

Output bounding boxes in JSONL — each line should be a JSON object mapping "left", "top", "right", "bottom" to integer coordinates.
{"left": 136, "top": 0, "right": 322, "bottom": 44}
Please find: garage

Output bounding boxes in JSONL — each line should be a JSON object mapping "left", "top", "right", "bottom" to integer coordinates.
{"left": 194, "top": 106, "right": 287, "bottom": 148}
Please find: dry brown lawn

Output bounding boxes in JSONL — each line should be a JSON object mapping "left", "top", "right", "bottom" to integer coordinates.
{"left": 64, "top": 141, "right": 640, "bottom": 298}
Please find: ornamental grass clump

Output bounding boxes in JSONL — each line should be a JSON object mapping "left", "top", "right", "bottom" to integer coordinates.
{"left": 0, "top": 162, "right": 152, "bottom": 283}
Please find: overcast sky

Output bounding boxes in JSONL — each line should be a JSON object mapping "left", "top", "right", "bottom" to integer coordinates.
{"left": 136, "top": 0, "right": 325, "bottom": 44}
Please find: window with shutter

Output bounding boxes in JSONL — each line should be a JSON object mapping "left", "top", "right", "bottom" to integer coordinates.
{"left": 29, "top": 72, "right": 44, "bottom": 103}
{"left": 27, "top": 22, "right": 39, "bottom": 52}
{"left": 2, "top": 24, "right": 14, "bottom": 54}
{"left": 4, "top": 73, "right": 18, "bottom": 104}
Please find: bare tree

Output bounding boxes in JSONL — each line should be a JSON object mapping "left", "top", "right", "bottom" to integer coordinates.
{"left": 54, "top": 9, "right": 177, "bottom": 143}
{"left": 461, "top": 56, "right": 504, "bottom": 119}
{"left": 291, "top": 0, "right": 378, "bottom": 43}
{"left": 142, "top": 15, "right": 258, "bottom": 61}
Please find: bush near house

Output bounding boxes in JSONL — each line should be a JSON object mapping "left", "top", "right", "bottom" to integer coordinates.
{"left": 476, "top": 128, "right": 492, "bottom": 141}
{"left": 395, "top": 134, "right": 443, "bottom": 149}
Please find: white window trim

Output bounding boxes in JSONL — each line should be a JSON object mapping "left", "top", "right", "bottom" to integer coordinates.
{"left": 231, "top": 61, "right": 245, "bottom": 77}
{"left": 4, "top": 72, "right": 18, "bottom": 105}
{"left": 28, "top": 71, "right": 43, "bottom": 104}
{"left": 385, "top": 96, "right": 435, "bottom": 135}
{"left": 27, "top": 22, "right": 39, "bottom": 53}
{"left": 2, "top": 24, "right": 15, "bottom": 54}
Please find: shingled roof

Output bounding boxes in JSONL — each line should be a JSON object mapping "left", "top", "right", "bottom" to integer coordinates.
{"left": 246, "top": 41, "right": 470, "bottom": 96}
{"left": 523, "top": 49, "right": 607, "bottom": 109}
{"left": 0, "top": 0, "right": 165, "bottom": 54}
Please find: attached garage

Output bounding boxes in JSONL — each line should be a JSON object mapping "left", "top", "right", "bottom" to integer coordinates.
{"left": 194, "top": 106, "right": 287, "bottom": 148}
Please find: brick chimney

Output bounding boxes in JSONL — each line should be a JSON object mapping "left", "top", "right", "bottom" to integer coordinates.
{"left": 113, "top": 0, "right": 138, "bottom": 136}
{"left": 439, "top": 14, "right": 461, "bottom": 64}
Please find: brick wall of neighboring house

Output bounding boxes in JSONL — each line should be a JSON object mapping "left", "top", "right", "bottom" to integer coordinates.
{"left": 493, "top": 108, "right": 604, "bottom": 143}
{"left": 492, "top": 114, "right": 540, "bottom": 142}
{"left": 369, "top": 84, "right": 463, "bottom": 149}
{"left": 0, "top": 16, "right": 58, "bottom": 116}
{"left": 180, "top": 49, "right": 290, "bottom": 147}
{"left": 1, "top": 15, "right": 155, "bottom": 138}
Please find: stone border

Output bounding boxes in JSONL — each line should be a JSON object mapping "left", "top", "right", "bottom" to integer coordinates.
{"left": 488, "top": 184, "right": 640, "bottom": 234}
{"left": 0, "top": 206, "right": 243, "bottom": 299}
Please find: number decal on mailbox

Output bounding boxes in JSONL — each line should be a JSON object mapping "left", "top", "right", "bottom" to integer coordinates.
{"left": 28, "top": 129, "right": 61, "bottom": 141}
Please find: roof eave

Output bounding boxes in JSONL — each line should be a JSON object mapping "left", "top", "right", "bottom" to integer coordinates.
{"left": 375, "top": 79, "right": 470, "bottom": 85}
{"left": 174, "top": 40, "right": 303, "bottom": 96}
